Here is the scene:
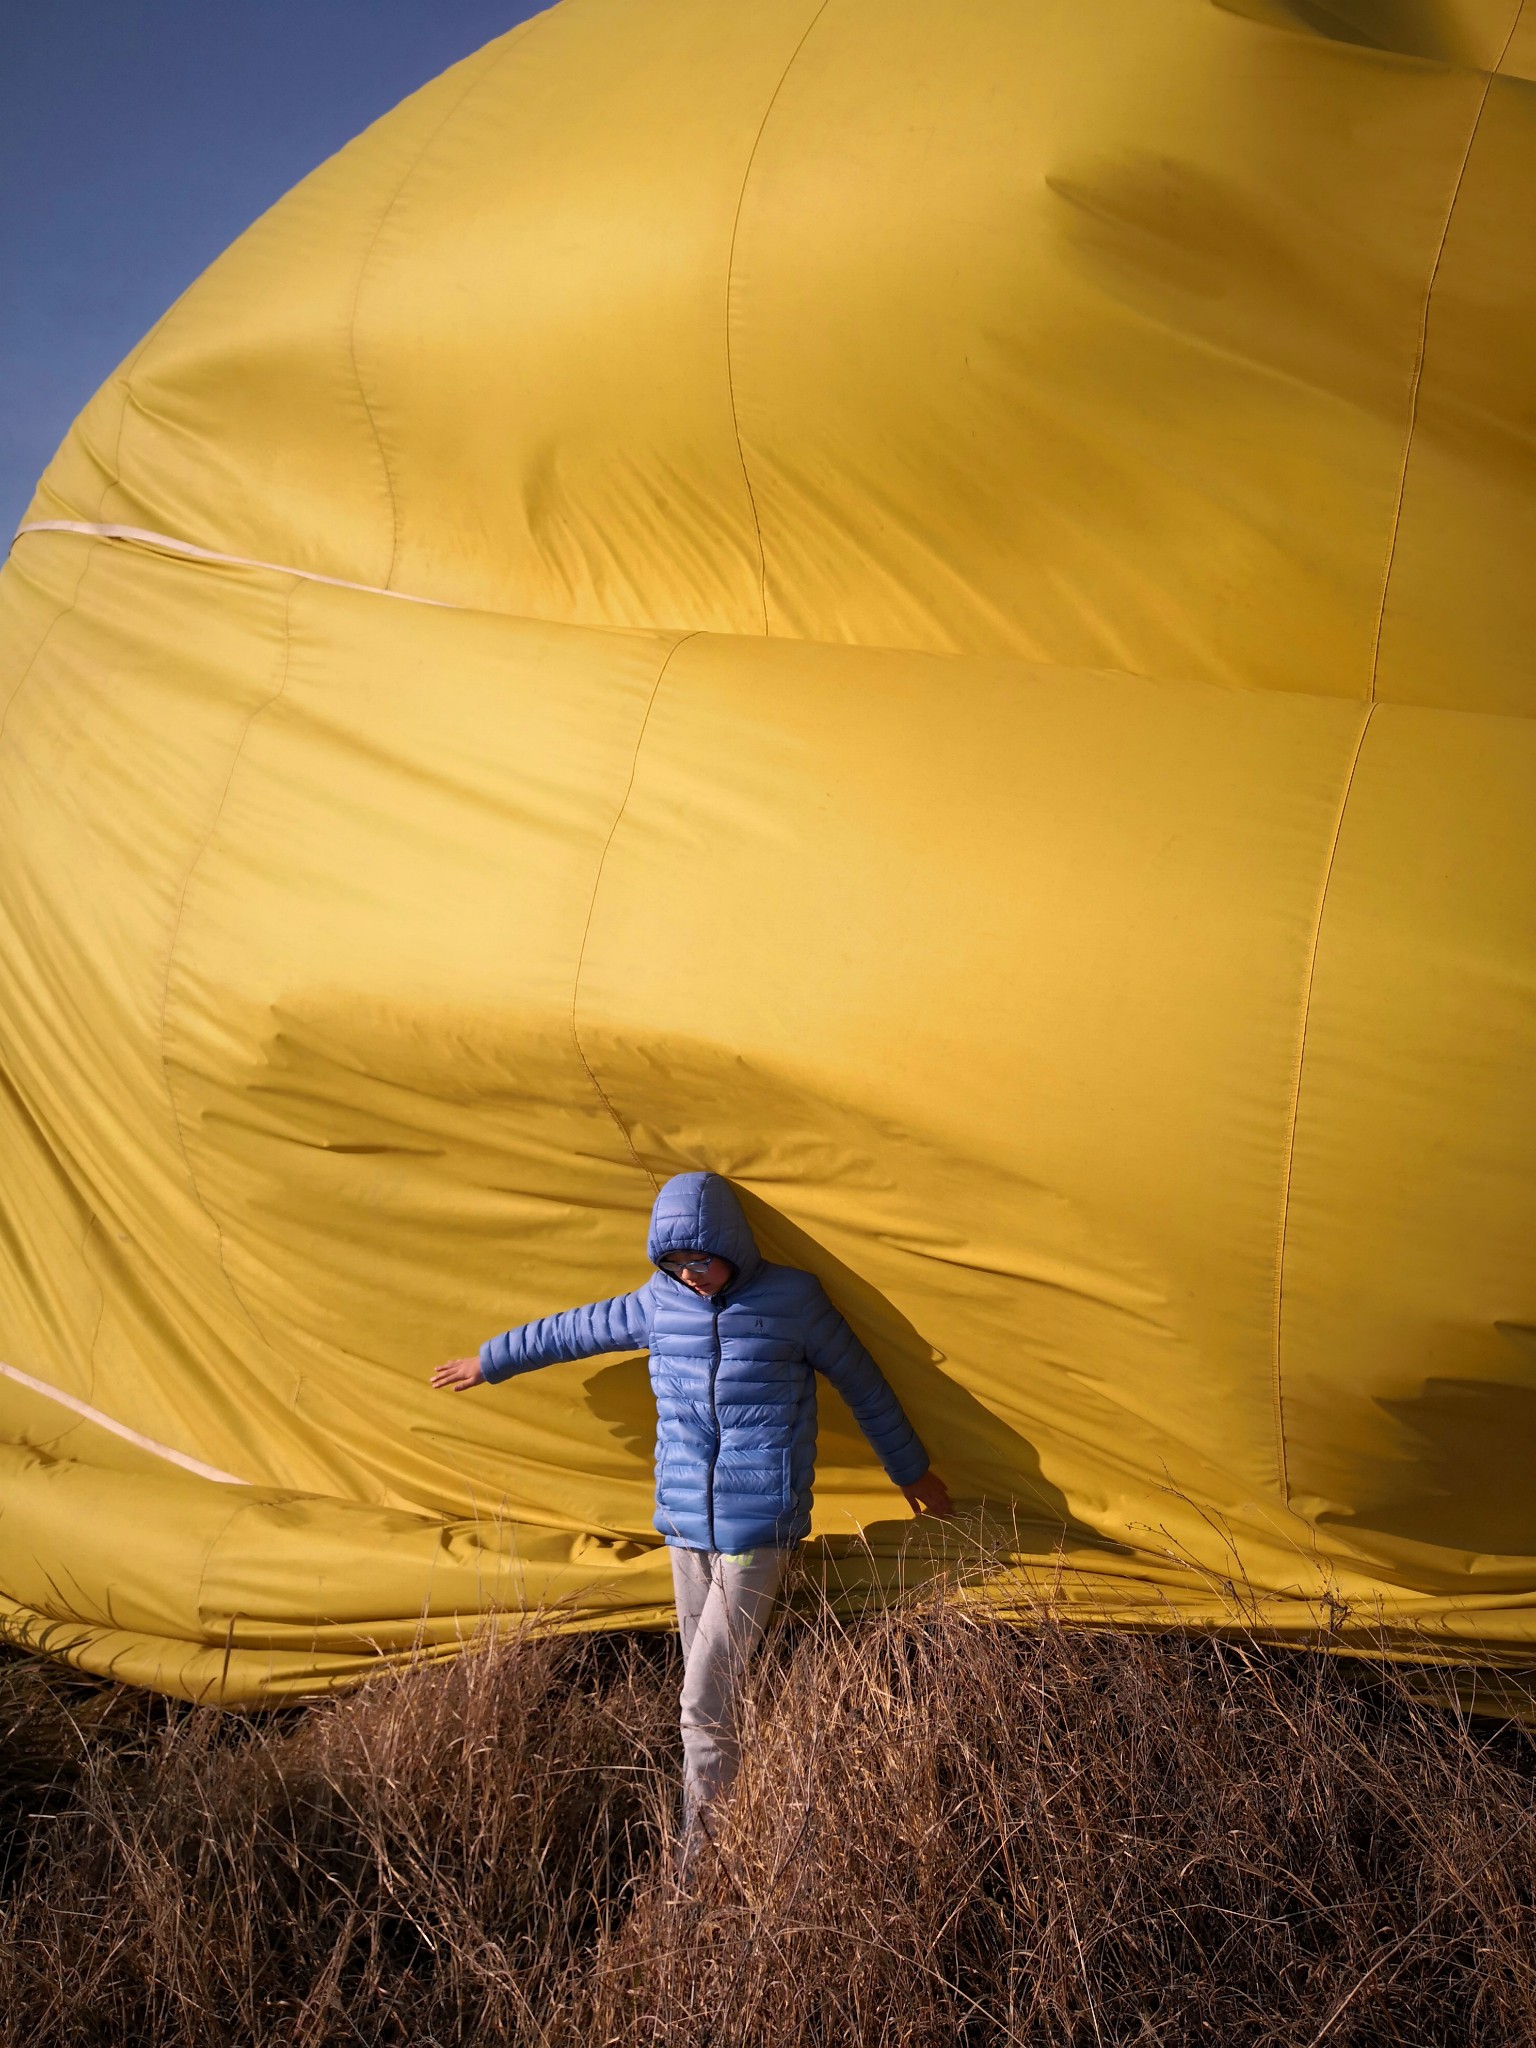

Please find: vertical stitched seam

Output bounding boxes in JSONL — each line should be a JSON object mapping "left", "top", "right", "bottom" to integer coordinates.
{"left": 101, "top": 312, "right": 176, "bottom": 520}
{"left": 158, "top": 582, "right": 300, "bottom": 1345}
{"left": 724, "top": 0, "right": 831, "bottom": 635}
{"left": 344, "top": 32, "right": 537, "bottom": 589}
{"left": 1271, "top": 704, "right": 1375, "bottom": 1505}
{"left": 1366, "top": 9, "right": 1521, "bottom": 701}
{"left": 196, "top": 1494, "right": 263, "bottom": 1688}
{"left": 570, "top": 633, "right": 700, "bottom": 1194}
{"left": 0, "top": 542, "right": 97, "bottom": 748}
{"left": 82, "top": 1214, "right": 109, "bottom": 1409}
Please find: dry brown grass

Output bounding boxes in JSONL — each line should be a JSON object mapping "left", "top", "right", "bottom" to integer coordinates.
{"left": 4, "top": 1585, "right": 1536, "bottom": 2046}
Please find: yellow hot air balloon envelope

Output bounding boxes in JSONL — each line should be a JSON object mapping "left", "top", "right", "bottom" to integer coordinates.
{"left": 2, "top": 0, "right": 1534, "bottom": 1701}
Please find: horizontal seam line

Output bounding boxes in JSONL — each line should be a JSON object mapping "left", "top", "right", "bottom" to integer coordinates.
{"left": 11, "top": 520, "right": 455, "bottom": 609}
{"left": 0, "top": 1359, "right": 246, "bottom": 1485}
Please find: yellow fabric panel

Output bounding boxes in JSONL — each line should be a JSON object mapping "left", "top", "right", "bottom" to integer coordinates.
{"left": 23, "top": 0, "right": 1534, "bottom": 716}
{"left": 726, "top": 0, "right": 1480, "bottom": 691}
{"left": 2, "top": 0, "right": 1534, "bottom": 1699}
{"left": 1371, "top": 73, "right": 1536, "bottom": 714}
{"left": 1275, "top": 704, "right": 1536, "bottom": 1573}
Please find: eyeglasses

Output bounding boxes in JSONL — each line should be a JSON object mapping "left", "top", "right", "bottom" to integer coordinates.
{"left": 659, "top": 1254, "right": 716, "bottom": 1277}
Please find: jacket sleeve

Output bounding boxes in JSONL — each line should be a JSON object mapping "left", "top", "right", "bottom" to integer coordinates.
{"left": 804, "top": 1284, "right": 929, "bottom": 1487}
{"left": 479, "top": 1287, "right": 652, "bottom": 1384}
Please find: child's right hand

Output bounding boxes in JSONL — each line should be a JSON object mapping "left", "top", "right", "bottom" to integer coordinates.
{"left": 431, "top": 1355, "right": 485, "bottom": 1392}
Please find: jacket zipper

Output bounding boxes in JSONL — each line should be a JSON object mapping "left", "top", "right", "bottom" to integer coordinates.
{"left": 705, "top": 1292, "right": 723, "bottom": 1550}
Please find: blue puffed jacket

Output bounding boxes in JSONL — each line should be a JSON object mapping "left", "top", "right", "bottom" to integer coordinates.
{"left": 479, "top": 1172, "right": 929, "bottom": 1552}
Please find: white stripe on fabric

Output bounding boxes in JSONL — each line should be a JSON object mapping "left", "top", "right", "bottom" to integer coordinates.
{"left": 0, "top": 1358, "right": 246, "bottom": 1486}
{"left": 11, "top": 521, "right": 453, "bottom": 609}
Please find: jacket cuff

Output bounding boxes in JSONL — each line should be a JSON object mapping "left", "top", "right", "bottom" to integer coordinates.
{"left": 479, "top": 1335, "right": 514, "bottom": 1383}
{"left": 886, "top": 1441, "right": 930, "bottom": 1488}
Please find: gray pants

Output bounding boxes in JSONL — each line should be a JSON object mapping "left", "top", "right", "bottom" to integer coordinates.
{"left": 670, "top": 1545, "right": 785, "bottom": 1840}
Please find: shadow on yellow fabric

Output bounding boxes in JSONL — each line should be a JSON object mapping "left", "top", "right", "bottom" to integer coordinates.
{"left": 1, "top": 0, "right": 1533, "bottom": 1699}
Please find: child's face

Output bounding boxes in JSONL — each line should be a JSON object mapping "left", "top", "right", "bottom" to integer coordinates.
{"left": 660, "top": 1252, "right": 732, "bottom": 1297}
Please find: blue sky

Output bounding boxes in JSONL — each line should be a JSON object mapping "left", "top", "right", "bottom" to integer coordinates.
{"left": 1, "top": 2, "right": 545, "bottom": 535}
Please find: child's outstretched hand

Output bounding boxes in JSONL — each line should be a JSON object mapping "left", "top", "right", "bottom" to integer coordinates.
{"left": 901, "top": 1469, "right": 954, "bottom": 1518}
{"left": 432, "top": 1355, "right": 485, "bottom": 1392}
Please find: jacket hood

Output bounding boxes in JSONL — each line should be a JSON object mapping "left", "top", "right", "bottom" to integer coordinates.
{"left": 647, "top": 1172, "right": 762, "bottom": 1283}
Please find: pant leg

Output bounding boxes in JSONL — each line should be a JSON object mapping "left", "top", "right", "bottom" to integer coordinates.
{"left": 669, "top": 1544, "right": 713, "bottom": 1669}
{"left": 678, "top": 1549, "right": 784, "bottom": 1837}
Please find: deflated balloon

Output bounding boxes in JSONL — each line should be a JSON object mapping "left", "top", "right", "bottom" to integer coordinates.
{"left": 1, "top": 0, "right": 1533, "bottom": 1700}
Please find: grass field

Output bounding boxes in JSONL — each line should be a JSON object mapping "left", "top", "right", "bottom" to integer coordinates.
{"left": 4, "top": 1586, "right": 1536, "bottom": 2046}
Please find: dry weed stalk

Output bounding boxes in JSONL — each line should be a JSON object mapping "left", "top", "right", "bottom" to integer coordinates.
{"left": 3, "top": 1585, "right": 1535, "bottom": 2046}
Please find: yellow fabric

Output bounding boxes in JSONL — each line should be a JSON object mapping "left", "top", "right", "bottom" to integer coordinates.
{"left": 2, "top": 0, "right": 1534, "bottom": 1702}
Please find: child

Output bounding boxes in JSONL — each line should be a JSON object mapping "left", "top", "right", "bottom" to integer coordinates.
{"left": 432, "top": 1170, "right": 951, "bottom": 1849}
